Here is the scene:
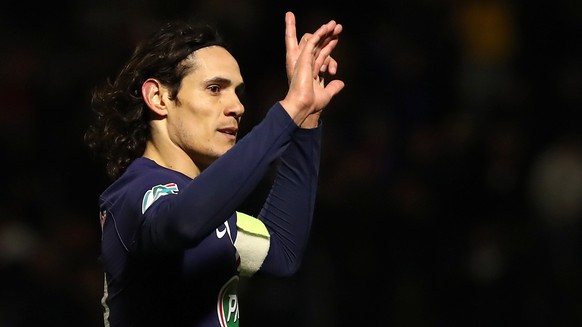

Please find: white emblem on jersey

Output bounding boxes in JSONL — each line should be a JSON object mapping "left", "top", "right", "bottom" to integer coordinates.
{"left": 141, "top": 183, "right": 179, "bottom": 213}
{"left": 216, "top": 221, "right": 233, "bottom": 243}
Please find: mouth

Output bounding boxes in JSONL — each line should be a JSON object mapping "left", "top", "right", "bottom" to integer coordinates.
{"left": 218, "top": 127, "right": 238, "bottom": 139}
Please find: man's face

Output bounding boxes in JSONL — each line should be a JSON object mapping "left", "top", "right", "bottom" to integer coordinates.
{"left": 166, "top": 46, "right": 245, "bottom": 170}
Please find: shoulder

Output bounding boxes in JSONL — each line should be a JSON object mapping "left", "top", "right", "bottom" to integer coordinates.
{"left": 100, "top": 157, "right": 191, "bottom": 212}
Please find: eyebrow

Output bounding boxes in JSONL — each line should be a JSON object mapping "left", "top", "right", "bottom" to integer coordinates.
{"left": 204, "top": 76, "right": 232, "bottom": 85}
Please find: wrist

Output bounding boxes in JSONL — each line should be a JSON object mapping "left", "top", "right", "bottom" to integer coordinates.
{"left": 279, "top": 100, "right": 308, "bottom": 126}
{"left": 300, "top": 112, "right": 321, "bottom": 129}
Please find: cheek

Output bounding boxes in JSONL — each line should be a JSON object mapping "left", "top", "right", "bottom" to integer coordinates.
{"left": 167, "top": 113, "right": 197, "bottom": 144}
{"left": 170, "top": 98, "right": 219, "bottom": 141}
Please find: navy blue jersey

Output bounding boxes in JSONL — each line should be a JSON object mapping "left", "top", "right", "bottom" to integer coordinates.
{"left": 98, "top": 103, "right": 322, "bottom": 326}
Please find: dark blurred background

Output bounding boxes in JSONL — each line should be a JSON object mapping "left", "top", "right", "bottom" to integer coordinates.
{"left": 1, "top": 0, "right": 582, "bottom": 326}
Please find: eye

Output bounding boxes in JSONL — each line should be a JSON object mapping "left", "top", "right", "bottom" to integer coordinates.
{"left": 208, "top": 85, "right": 221, "bottom": 94}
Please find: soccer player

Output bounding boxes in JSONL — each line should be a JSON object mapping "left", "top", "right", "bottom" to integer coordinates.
{"left": 84, "top": 11, "right": 344, "bottom": 326}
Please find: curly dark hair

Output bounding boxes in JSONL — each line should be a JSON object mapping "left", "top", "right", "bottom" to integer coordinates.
{"left": 85, "top": 20, "right": 225, "bottom": 181}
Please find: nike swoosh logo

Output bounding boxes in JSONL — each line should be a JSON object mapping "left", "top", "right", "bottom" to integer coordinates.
{"left": 216, "top": 226, "right": 227, "bottom": 239}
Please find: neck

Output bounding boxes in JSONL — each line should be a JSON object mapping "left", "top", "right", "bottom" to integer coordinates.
{"left": 143, "top": 141, "right": 201, "bottom": 179}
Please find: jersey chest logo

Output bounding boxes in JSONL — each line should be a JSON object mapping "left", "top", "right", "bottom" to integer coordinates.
{"left": 217, "top": 275, "right": 240, "bottom": 327}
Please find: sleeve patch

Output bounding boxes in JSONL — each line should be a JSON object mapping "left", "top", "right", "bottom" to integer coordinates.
{"left": 141, "top": 183, "right": 179, "bottom": 213}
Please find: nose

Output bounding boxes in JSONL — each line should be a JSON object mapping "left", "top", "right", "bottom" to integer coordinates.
{"left": 225, "top": 94, "right": 245, "bottom": 118}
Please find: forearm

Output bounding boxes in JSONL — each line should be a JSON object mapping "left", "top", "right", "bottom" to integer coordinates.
{"left": 257, "top": 124, "right": 322, "bottom": 276}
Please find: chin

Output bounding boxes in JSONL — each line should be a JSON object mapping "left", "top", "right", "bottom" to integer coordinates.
{"left": 223, "top": 143, "right": 236, "bottom": 153}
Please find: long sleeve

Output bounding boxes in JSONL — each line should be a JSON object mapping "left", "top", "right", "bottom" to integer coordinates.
{"left": 256, "top": 123, "right": 322, "bottom": 276}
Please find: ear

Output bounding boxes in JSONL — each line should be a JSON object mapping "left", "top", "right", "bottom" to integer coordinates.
{"left": 142, "top": 78, "right": 168, "bottom": 116}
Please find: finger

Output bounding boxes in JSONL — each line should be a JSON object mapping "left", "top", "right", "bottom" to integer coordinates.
{"left": 331, "top": 23, "right": 343, "bottom": 38}
{"left": 308, "top": 30, "right": 332, "bottom": 76}
{"left": 313, "top": 37, "right": 339, "bottom": 76}
{"left": 319, "top": 56, "right": 337, "bottom": 76}
{"left": 303, "top": 23, "right": 327, "bottom": 59}
{"left": 298, "top": 33, "right": 313, "bottom": 48}
{"left": 296, "top": 20, "right": 339, "bottom": 85}
{"left": 311, "top": 22, "right": 342, "bottom": 76}
{"left": 285, "top": 12, "right": 301, "bottom": 82}
{"left": 285, "top": 12, "right": 298, "bottom": 52}
{"left": 326, "top": 57, "right": 338, "bottom": 75}
{"left": 318, "top": 24, "right": 342, "bottom": 56}
{"left": 317, "top": 23, "right": 342, "bottom": 54}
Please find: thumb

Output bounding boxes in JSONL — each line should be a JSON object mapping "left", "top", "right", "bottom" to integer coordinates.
{"left": 324, "top": 80, "right": 345, "bottom": 98}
